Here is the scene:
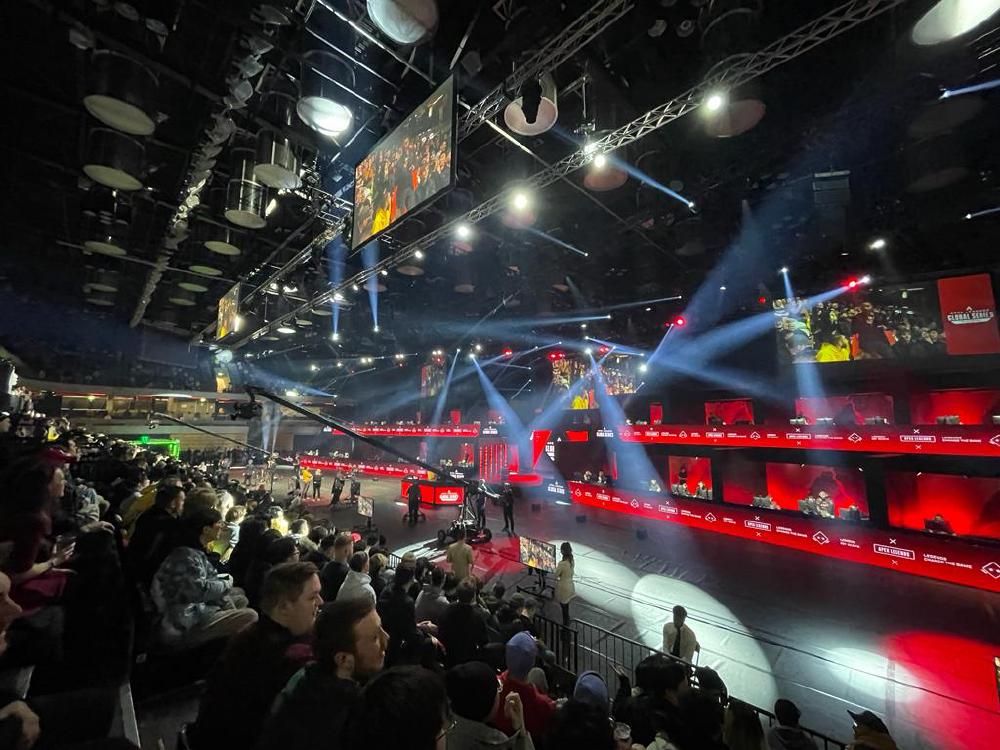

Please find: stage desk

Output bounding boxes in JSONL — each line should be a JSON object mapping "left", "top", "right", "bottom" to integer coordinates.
{"left": 401, "top": 478, "right": 465, "bottom": 506}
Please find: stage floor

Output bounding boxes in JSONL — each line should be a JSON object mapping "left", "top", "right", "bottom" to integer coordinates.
{"left": 309, "top": 478, "right": 1000, "bottom": 750}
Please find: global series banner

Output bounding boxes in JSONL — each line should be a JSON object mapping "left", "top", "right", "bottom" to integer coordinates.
{"left": 568, "top": 482, "right": 1000, "bottom": 593}
{"left": 937, "top": 273, "right": 1000, "bottom": 356}
{"left": 616, "top": 424, "right": 1000, "bottom": 458}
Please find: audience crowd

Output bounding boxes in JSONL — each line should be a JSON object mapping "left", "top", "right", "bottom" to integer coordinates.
{"left": 0, "top": 411, "right": 898, "bottom": 750}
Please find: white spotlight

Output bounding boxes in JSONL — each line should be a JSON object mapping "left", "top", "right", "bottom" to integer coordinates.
{"left": 265, "top": 198, "right": 278, "bottom": 217}
{"left": 593, "top": 154, "right": 607, "bottom": 169}
{"left": 720, "top": 285, "right": 727, "bottom": 291}
{"left": 455, "top": 223, "right": 472, "bottom": 240}
{"left": 276, "top": 324, "right": 295, "bottom": 334}
{"left": 705, "top": 91, "right": 727, "bottom": 112}
{"left": 913, "top": 0, "right": 1000, "bottom": 46}
{"left": 584, "top": 346, "right": 593, "bottom": 355}
{"left": 331, "top": 332, "right": 340, "bottom": 342}
{"left": 639, "top": 363, "right": 648, "bottom": 373}
{"left": 310, "top": 363, "right": 318, "bottom": 371}
{"left": 373, "top": 325, "right": 380, "bottom": 333}
{"left": 580, "top": 323, "right": 587, "bottom": 329}
{"left": 780, "top": 266, "right": 789, "bottom": 274}
{"left": 333, "top": 292, "right": 345, "bottom": 302}
{"left": 474, "top": 343, "right": 482, "bottom": 352}
{"left": 860, "top": 275, "right": 872, "bottom": 284}
{"left": 584, "top": 141, "right": 598, "bottom": 154}
{"left": 468, "top": 352, "right": 476, "bottom": 360}
{"left": 512, "top": 191, "right": 529, "bottom": 211}
{"left": 414, "top": 249, "right": 424, "bottom": 260}
{"left": 352, "top": 283, "right": 360, "bottom": 291}
{"left": 869, "top": 238, "right": 887, "bottom": 251}
{"left": 381, "top": 269, "right": 389, "bottom": 276}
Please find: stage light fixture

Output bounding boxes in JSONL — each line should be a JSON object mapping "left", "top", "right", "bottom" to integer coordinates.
{"left": 869, "top": 237, "right": 887, "bottom": 250}
{"left": 455, "top": 223, "right": 472, "bottom": 240}
{"left": 581, "top": 323, "right": 587, "bottom": 329}
{"left": 593, "top": 154, "right": 607, "bottom": 169}
{"left": 502, "top": 348, "right": 513, "bottom": 357}
{"left": 512, "top": 191, "right": 530, "bottom": 211}
{"left": 474, "top": 343, "right": 482, "bottom": 352}
{"left": 331, "top": 332, "right": 340, "bottom": 341}
{"left": 373, "top": 325, "right": 380, "bottom": 333}
{"left": 912, "top": 0, "right": 1000, "bottom": 46}
{"left": 276, "top": 324, "right": 296, "bottom": 334}
{"left": 381, "top": 268, "right": 389, "bottom": 276}
{"left": 336, "top": 361, "right": 343, "bottom": 368}
{"left": 639, "top": 363, "right": 648, "bottom": 373}
{"left": 758, "top": 296, "right": 768, "bottom": 305}
{"left": 705, "top": 91, "right": 727, "bottom": 112}
{"left": 414, "top": 249, "right": 425, "bottom": 260}
{"left": 779, "top": 266, "right": 789, "bottom": 274}
{"left": 468, "top": 352, "right": 476, "bottom": 360}
{"left": 333, "top": 292, "right": 345, "bottom": 302}
{"left": 720, "top": 285, "right": 727, "bottom": 291}
{"left": 584, "top": 346, "right": 593, "bottom": 355}
{"left": 674, "top": 316, "right": 687, "bottom": 327}
{"left": 310, "top": 364, "right": 318, "bottom": 371}
{"left": 860, "top": 275, "right": 872, "bottom": 284}
{"left": 848, "top": 279, "right": 858, "bottom": 289}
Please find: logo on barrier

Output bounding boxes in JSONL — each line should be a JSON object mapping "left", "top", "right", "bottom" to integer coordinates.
{"left": 812, "top": 531, "right": 829, "bottom": 545}
{"left": 982, "top": 562, "right": 1000, "bottom": 579}
{"left": 679, "top": 430, "right": 688, "bottom": 438}
{"left": 596, "top": 428, "right": 613, "bottom": 438}
{"left": 630, "top": 498, "right": 639, "bottom": 508}
{"left": 749, "top": 431, "right": 761, "bottom": 440}
{"left": 705, "top": 513, "right": 717, "bottom": 523}
{"left": 439, "top": 491, "right": 460, "bottom": 503}
{"left": 873, "top": 543, "right": 915, "bottom": 560}
{"left": 848, "top": 433, "right": 862, "bottom": 443}
{"left": 990, "top": 435, "right": 1000, "bottom": 448}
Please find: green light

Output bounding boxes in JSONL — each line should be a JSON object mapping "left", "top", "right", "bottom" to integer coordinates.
{"left": 139, "top": 435, "right": 150, "bottom": 444}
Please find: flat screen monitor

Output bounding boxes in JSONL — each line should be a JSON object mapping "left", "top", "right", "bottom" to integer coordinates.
{"left": 519, "top": 536, "right": 556, "bottom": 573}
{"left": 357, "top": 494, "right": 374, "bottom": 518}
{"left": 216, "top": 282, "right": 240, "bottom": 340}
{"left": 352, "top": 75, "right": 456, "bottom": 249}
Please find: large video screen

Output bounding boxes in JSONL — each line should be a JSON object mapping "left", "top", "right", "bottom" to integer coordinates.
{"left": 519, "top": 536, "right": 556, "bottom": 573}
{"left": 216, "top": 282, "right": 240, "bottom": 340}
{"left": 552, "top": 355, "right": 639, "bottom": 409}
{"left": 773, "top": 273, "right": 1000, "bottom": 363}
{"left": 352, "top": 76, "right": 455, "bottom": 249}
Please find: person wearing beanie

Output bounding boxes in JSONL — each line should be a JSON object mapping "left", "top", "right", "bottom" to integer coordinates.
{"left": 445, "top": 661, "right": 535, "bottom": 750}
{"left": 766, "top": 699, "right": 818, "bottom": 750}
{"left": 492, "top": 632, "right": 555, "bottom": 739}
{"left": 572, "top": 671, "right": 610, "bottom": 716}
{"left": 847, "top": 710, "right": 898, "bottom": 750}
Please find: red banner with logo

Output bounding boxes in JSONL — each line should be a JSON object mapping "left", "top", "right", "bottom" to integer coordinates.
{"left": 937, "top": 274, "right": 1000, "bottom": 355}
{"left": 568, "top": 481, "right": 1000, "bottom": 593}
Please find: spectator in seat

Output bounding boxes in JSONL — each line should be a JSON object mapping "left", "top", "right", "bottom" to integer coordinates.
{"left": 767, "top": 699, "right": 817, "bottom": 750}
{"left": 189, "top": 562, "right": 321, "bottom": 750}
{"left": 301, "top": 526, "right": 330, "bottom": 567}
{"left": 847, "top": 710, "right": 897, "bottom": 750}
{"left": 320, "top": 533, "right": 354, "bottom": 600}
{"left": 150, "top": 508, "right": 257, "bottom": 649}
{"left": 127, "top": 483, "right": 184, "bottom": 588}
{"left": 662, "top": 605, "right": 700, "bottom": 661}
{"left": 669, "top": 690, "right": 728, "bottom": 750}
{"left": 613, "top": 655, "right": 690, "bottom": 747}
{"left": 724, "top": 699, "right": 766, "bottom": 750}
{"left": 493, "top": 632, "right": 555, "bottom": 739}
{"left": 446, "top": 660, "right": 535, "bottom": 750}
{"left": 415, "top": 565, "right": 449, "bottom": 625}
{"left": 348, "top": 666, "right": 451, "bottom": 750}
{"left": 377, "top": 561, "right": 437, "bottom": 666}
{"left": 337, "top": 551, "right": 375, "bottom": 604}
{"left": 245, "top": 535, "right": 299, "bottom": 609}
{"left": 227, "top": 518, "right": 268, "bottom": 589}
{"left": 438, "top": 579, "right": 490, "bottom": 667}
{"left": 257, "top": 596, "right": 388, "bottom": 750}
{"left": 547, "top": 699, "right": 614, "bottom": 750}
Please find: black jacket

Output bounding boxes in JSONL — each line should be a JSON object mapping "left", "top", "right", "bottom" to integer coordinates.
{"left": 190, "top": 615, "right": 311, "bottom": 750}
{"left": 256, "top": 663, "right": 360, "bottom": 750}
{"left": 127, "top": 506, "right": 177, "bottom": 587}
{"left": 437, "top": 602, "right": 490, "bottom": 667}
{"left": 320, "top": 559, "right": 349, "bottom": 601}
{"left": 376, "top": 584, "right": 426, "bottom": 665}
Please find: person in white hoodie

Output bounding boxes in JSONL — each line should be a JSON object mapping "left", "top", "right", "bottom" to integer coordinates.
{"left": 336, "top": 550, "right": 376, "bottom": 605}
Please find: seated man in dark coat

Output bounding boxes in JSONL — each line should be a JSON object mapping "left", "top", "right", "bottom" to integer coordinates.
{"left": 437, "top": 579, "right": 490, "bottom": 667}
{"left": 188, "top": 563, "right": 321, "bottom": 750}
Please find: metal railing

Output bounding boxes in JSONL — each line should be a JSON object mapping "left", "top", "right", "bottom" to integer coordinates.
{"left": 535, "top": 615, "right": 847, "bottom": 750}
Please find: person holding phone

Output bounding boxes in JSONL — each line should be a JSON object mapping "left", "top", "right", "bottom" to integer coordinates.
{"left": 445, "top": 660, "right": 535, "bottom": 750}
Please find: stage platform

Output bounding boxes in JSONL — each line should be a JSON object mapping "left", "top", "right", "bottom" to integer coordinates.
{"left": 315, "top": 478, "right": 1000, "bottom": 750}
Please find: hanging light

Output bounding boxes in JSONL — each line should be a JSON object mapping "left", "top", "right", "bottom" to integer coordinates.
{"left": 366, "top": 0, "right": 439, "bottom": 45}
{"left": 225, "top": 147, "right": 267, "bottom": 229}
{"left": 83, "top": 127, "right": 145, "bottom": 191}
{"left": 83, "top": 225, "right": 129, "bottom": 257}
{"left": 913, "top": 0, "right": 1000, "bottom": 45}
{"left": 177, "top": 279, "right": 210, "bottom": 293}
{"left": 194, "top": 216, "right": 242, "bottom": 256}
{"left": 84, "top": 289, "right": 116, "bottom": 306}
{"left": 83, "top": 50, "right": 159, "bottom": 136}
{"left": 254, "top": 86, "right": 303, "bottom": 190}
{"left": 504, "top": 72, "right": 558, "bottom": 136}
{"left": 297, "top": 50, "right": 354, "bottom": 137}
{"left": 168, "top": 288, "right": 197, "bottom": 306}
{"left": 87, "top": 268, "right": 120, "bottom": 292}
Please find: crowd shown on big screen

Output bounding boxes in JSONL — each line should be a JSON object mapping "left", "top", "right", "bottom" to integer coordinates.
{"left": 0, "top": 414, "right": 899, "bottom": 750}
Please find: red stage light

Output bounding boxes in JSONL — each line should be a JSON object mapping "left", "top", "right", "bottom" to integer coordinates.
{"left": 848, "top": 279, "right": 858, "bottom": 289}
{"left": 598, "top": 345, "right": 609, "bottom": 354}
{"left": 674, "top": 316, "right": 686, "bottom": 327}
{"left": 758, "top": 296, "right": 767, "bottom": 305}
{"left": 502, "top": 348, "right": 513, "bottom": 357}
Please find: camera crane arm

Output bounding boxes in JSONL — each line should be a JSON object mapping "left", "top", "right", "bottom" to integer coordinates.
{"left": 147, "top": 411, "right": 278, "bottom": 460}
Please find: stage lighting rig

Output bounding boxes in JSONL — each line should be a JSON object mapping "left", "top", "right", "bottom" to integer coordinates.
{"left": 231, "top": 392, "right": 263, "bottom": 421}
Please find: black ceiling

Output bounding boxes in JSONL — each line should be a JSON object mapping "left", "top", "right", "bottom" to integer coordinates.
{"left": 1, "top": 0, "right": 999, "bottom": 397}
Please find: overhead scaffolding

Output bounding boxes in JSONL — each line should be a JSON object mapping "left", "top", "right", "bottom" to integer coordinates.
{"left": 231, "top": 0, "right": 907, "bottom": 350}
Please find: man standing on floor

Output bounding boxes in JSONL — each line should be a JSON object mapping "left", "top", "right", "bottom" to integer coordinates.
{"left": 661, "top": 604, "right": 700, "bottom": 662}
{"left": 406, "top": 480, "right": 421, "bottom": 525}
{"left": 446, "top": 526, "right": 475, "bottom": 582}
{"left": 500, "top": 481, "right": 516, "bottom": 535}
{"left": 311, "top": 468, "right": 322, "bottom": 499}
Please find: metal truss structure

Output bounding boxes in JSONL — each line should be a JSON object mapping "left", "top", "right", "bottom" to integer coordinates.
{"left": 457, "top": 0, "right": 635, "bottom": 141}
{"left": 231, "top": 0, "right": 907, "bottom": 349}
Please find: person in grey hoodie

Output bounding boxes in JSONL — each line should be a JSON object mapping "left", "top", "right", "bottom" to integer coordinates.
{"left": 414, "top": 565, "right": 449, "bottom": 624}
{"left": 445, "top": 661, "right": 534, "bottom": 750}
{"left": 767, "top": 700, "right": 818, "bottom": 750}
{"left": 336, "top": 551, "right": 376, "bottom": 605}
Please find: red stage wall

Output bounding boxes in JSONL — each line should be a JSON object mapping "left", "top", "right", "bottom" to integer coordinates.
{"left": 568, "top": 481, "right": 1000, "bottom": 593}
{"left": 668, "top": 456, "right": 713, "bottom": 492}
{"left": 764, "top": 462, "right": 868, "bottom": 515}
{"left": 795, "top": 393, "right": 894, "bottom": 424}
{"left": 704, "top": 399, "right": 754, "bottom": 425}
{"left": 909, "top": 389, "right": 1000, "bottom": 426}
{"left": 886, "top": 471, "right": 1000, "bottom": 540}
{"left": 720, "top": 454, "right": 768, "bottom": 505}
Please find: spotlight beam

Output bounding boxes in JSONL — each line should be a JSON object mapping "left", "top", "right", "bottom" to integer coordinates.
{"left": 518, "top": 226, "right": 589, "bottom": 257}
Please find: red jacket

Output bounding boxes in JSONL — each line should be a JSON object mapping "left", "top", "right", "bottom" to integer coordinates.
{"left": 492, "top": 672, "right": 555, "bottom": 739}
